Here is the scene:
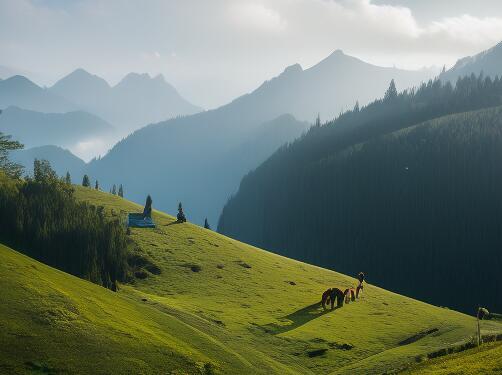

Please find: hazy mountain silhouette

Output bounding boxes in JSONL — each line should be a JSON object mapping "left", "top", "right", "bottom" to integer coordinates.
{"left": 50, "top": 69, "right": 202, "bottom": 131}
{"left": 0, "top": 75, "right": 76, "bottom": 113}
{"left": 232, "top": 49, "right": 435, "bottom": 122}
{"left": 0, "top": 106, "right": 113, "bottom": 150}
{"left": 441, "top": 41, "right": 502, "bottom": 82}
{"left": 10, "top": 145, "right": 85, "bottom": 178}
{"left": 83, "top": 50, "right": 433, "bottom": 225}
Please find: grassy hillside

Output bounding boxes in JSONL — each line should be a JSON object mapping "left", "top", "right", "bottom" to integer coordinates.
{"left": 1, "top": 187, "right": 501, "bottom": 374}
{"left": 405, "top": 342, "right": 502, "bottom": 374}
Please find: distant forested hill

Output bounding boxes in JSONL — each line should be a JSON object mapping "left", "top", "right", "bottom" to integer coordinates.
{"left": 219, "top": 74, "right": 502, "bottom": 314}
{"left": 10, "top": 145, "right": 85, "bottom": 178}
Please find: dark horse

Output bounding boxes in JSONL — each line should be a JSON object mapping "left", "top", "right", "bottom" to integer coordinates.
{"left": 321, "top": 288, "right": 345, "bottom": 310}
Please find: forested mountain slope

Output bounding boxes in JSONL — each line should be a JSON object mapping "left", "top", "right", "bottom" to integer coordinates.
{"left": 2, "top": 186, "right": 500, "bottom": 374}
{"left": 441, "top": 41, "right": 502, "bottom": 82}
{"left": 219, "top": 75, "right": 502, "bottom": 314}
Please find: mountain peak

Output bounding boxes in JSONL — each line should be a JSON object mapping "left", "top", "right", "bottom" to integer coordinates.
{"left": 2, "top": 75, "right": 40, "bottom": 90}
{"left": 282, "top": 63, "right": 303, "bottom": 75}
{"left": 52, "top": 69, "right": 110, "bottom": 91}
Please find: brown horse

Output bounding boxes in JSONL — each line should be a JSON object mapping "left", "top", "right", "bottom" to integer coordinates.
{"left": 344, "top": 288, "right": 356, "bottom": 304}
{"left": 321, "top": 288, "right": 345, "bottom": 310}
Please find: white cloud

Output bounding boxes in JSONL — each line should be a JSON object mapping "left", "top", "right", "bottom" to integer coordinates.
{"left": 227, "top": 2, "right": 287, "bottom": 32}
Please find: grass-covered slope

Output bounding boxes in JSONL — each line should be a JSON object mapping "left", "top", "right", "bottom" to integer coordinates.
{"left": 1, "top": 187, "right": 501, "bottom": 374}
{"left": 406, "top": 342, "right": 502, "bottom": 374}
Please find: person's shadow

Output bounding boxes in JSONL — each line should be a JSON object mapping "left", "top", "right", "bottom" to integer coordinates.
{"left": 261, "top": 302, "right": 339, "bottom": 335}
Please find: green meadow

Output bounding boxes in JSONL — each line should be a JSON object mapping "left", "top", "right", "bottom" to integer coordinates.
{"left": 0, "top": 186, "right": 500, "bottom": 374}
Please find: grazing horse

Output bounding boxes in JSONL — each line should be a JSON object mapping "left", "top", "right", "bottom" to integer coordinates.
{"left": 356, "top": 271, "right": 365, "bottom": 298}
{"left": 344, "top": 288, "right": 356, "bottom": 304}
{"left": 356, "top": 284, "right": 363, "bottom": 298}
{"left": 321, "top": 288, "right": 345, "bottom": 310}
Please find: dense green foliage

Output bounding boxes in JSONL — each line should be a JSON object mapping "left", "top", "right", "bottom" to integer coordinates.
{"left": 0, "top": 166, "right": 129, "bottom": 288}
{"left": 0, "top": 131, "right": 23, "bottom": 178}
{"left": 219, "top": 75, "right": 502, "bottom": 314}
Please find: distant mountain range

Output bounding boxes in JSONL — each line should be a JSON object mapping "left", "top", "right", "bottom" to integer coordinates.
{"left": 50, "top": 69, "right": 202, "bottom": 131}
{"left": 0, "top": 106, "right": 113, "bottom": 150}
{"left": 81, "top": 50, "right": 437, "bottom": 225}
{"left": 0, "top": 75, "right": 76, "bottom": 113}
{"left": 0, "top": 70, "right": 202, "bottom": 135}
{"left": 441, "top": 41, "right": 502, "bottom": 82}
{"left": 237, "top": 49, "right": 436, "bottom": 122}
{"left": 5, "top": 43, "right": 500, "bottom": 225}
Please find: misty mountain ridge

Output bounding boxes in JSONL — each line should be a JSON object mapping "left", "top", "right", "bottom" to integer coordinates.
{"left": 50, "top": 69, "right": 202, "bottom": 132}
{"left": 0, "top": 106, "right": 113, "bottom": 154}
{"left": 243, "top": 48, "right": 436, "bottom": 122}
{"left": 0, "top": 75, "right": 77, "bottom": 113}
{"left": 79, "top": 49, "right": 437, "bottom": 225}
{"left": 441, "top": 40, "right": 502, "bottom": 82}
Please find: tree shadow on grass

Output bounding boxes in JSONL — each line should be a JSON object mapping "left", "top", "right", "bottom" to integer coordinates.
{"left": 261, "top": 302, "right": 340, "bottom": 335}
{"left": 164, "top": 221, "right": 182, "bottom": 227}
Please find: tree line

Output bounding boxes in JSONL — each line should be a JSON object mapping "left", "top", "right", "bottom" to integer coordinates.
{"left": 80, "top": 173, "right": 124, "bottom": 197}
{"left": 0, "top": 159, "right": 130, "bottom": 290}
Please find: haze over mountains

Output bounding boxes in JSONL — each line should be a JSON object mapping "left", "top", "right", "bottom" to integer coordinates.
{"left": 0, "top": 75, "right": 76, "bottom": 113}
{"left": 5, "top": 43, "right": 502, "bottom": 225}
{"left": 0, "top": 106, "right": 113, "bottom": 150}
{"left": 50, "top": 69, "right": 202, "bottom": 132}
{"left": 440, "top": 41, "right": 502, "bottom": 82}
{"left": 82, "top": 49, "right": 438, "bottom": 225}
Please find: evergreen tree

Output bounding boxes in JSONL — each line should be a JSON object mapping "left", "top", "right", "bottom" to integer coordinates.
{"left": 95, "top": 180, "right": 99, "bottom": 190}
{"left": 177, "top": 202, "right": 187, "bottom": 222}
{"left": 34, "top": 159, "right": 57, "bottom": 183}
{"left": 315, "top": 113, "right": 321, "bottom": 127}
{"left": 384, "top": 79, "right": 398, "bottom": 101}
{"left": 65, "top": 171, "right": 71, "bottom": 185}
{"left": 0, "top": 131, "right": 23, "bottom": 178}
{"left": 118, "top": 184, "right": 124, "bottom": 198}
{"left": 82, "top": 174, "right": 90, "bottom": 187}
{"left": 112, "top": 184, "right": 117, "bottom": 195}
{"left": 0, "top": 169, "right": 129, "bottom": 290}
{"left": 143, "top": 195, "right": 152, "bottom": 218}
{"left": 204, "top": 218, "right": 211, "bottom": 230}
{"left": 353, "top": 101, "right": 360, "bottom": 112}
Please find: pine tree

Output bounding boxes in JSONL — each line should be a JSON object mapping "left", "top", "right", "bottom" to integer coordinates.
{"left": 177, "top": 202, "right": 187, "bottom": 222}
{"left": 34, "top": 159, "right": 57, "bottom": 183}
{"left": 95, "top": 180, "right": 99, "bottom": 190}
{"left": 112, "top": 184, "right": 117, "bottom": 195}
{"left": 118, "top": 184, "right": 123, "bottom": 197}
{"left": 315, "top": 113, "right": 321, "bottom": 127}
{"left": 0, "top": 131, "right": 23, "bottom": 178}
{"left": 82, "top": 175, "right": 90, "bottom": 187}
{"left": 143, "top": 195, "right": 153, "bottom": 218}
{"left": 353, "top": 101, "right": 360, "bottom": 112}
{"left": 204, "top": 218, "right": 211, "bottom": 230}
{"left": 384, "top": 79, "right": 398, "bottom": 101}
{"left": 65, "top": 171, "right": 71, "bottom": 185}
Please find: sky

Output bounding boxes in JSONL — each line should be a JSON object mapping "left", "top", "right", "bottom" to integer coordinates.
{"left": 1, "top": 0, "right": 502, "bottom": 109}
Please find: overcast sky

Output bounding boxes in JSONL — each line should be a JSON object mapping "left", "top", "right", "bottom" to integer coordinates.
{"left": 1, "top": 0, "right": 502, "bottom": 109}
